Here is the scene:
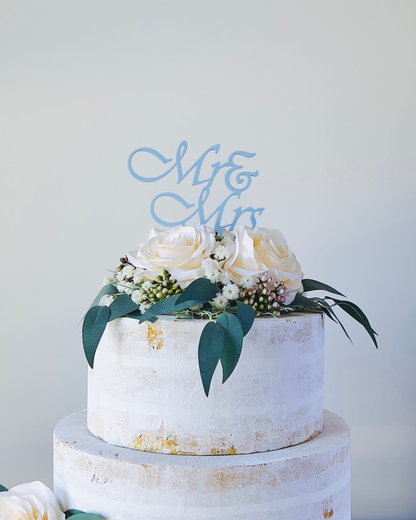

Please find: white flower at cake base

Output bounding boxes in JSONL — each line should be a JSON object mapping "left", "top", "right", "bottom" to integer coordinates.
{"left": 0, "top": 481, "right": 65, "bottom": 520}
{"left": 133, "top": 270, "right": 145, "bottom": 284}
{"left": 219, "top": 270, "right": 232, "bottom": 285}
{"left": 222, "top": 283, "right": 240, "bottom": 300}
{"left": 139, "top": 302, "right": 152, "bottom": 314}
{"left": 212, "top": 244, "right": 228, "bottom": 261}
{"left": 128, "top": 225, "right": 216, "bottom": 286}
{"left": 141, "top": 281, "right": 153, "bottom": 292}
{"left": 223, "top": 226, "right": 303, "bottom": 305}
{"left": 116, "top": 282, "right": 134, "bottom": 295}
{"left": 212, "top": 293, "right": 228, "bottom": 309}
{"left": 201, "top": 257, "right": 221, "bottom": 282}
{"left": 121, "top": 265, "right": 135, "bottom": 279}
{"left": 131, "top": 289, "right": 145, "bottom": 305}
{"left": 240, "top": 275, "right": 256, "bottom": 289}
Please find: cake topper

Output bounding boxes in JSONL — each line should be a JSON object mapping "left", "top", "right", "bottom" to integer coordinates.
{"left": 128, "top": 140, "right": 265, "bottom": 233}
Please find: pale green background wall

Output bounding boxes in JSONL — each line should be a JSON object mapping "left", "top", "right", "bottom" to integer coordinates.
{"left": 1, "top": 1, "right": 415, "bottom": 519}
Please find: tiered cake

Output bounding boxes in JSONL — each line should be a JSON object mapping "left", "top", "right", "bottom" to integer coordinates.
{"left": 53, "top": 313, "right": 351, "bottom": 519}
{"left": 50, "top": 142, "right": 371, "bottom": 519}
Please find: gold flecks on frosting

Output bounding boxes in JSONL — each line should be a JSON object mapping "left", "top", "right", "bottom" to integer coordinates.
{"left": 147, "top": 325, "right": 164, "bottom": 350}
{"left": 323, "top": 497, "right": 334, "bottom": 518}
{"left": 134, "top": 434, "right": 178, "bottom": 454}
{"left": 210, "top": 445, "right": 237, "bottom": 455}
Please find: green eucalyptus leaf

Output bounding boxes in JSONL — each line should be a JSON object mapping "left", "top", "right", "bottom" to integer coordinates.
{"left": 198, "top": 321, "right": 224, "bottom": 397}
{"left": 329, "top": 298, "right": 378, "bottom": 348}
{"left": 217, "top": 313, "right": 244, "bottom": 383}
{"left": 318, "top": 299, "right": 352, "bottom": 343}
{"left": 108, "top": 294, "right": 139, "bottom": 321}
{"left": 302, "top": 279, "right": 346, "bottom": 297}
{"left": 176, "top": 278, "right": 220, "bottom": 305}
{"left": 140, "top": 294, "right": 181, "bottom": 321}
{"left": 90, "top": 284, "right": 118, "bottom": 308}
{"left": 140, "top": 295, "right": 207, "bottom": 323}
{"left": 82, "top": 306, "right": 110, "bottom": 368}
{"left": 0, "top": 484, "right": 8, "bottom": 492}
{"left": 65, "top": 510, "right": 84, "bottom": 518}
{"left": 235, "top": 301, "right": 255, "bottom": 337}
{"left": 65, "top": 513, "right": 104, "bottom": 520}
{"left": 127, "top": 309, "right": 157, "bottom": 322}
{"left": 291, "top": 293, "right": 323, "bottom": 309}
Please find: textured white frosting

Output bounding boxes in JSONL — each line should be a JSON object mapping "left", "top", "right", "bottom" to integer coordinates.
{"left": 54, "top": 409, "right": 350, "bottom": 520}
{"left": 87, "top": 313, "right": 324, "bottom": 454}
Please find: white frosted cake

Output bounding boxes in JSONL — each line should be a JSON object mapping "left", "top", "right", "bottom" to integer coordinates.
{"left": 87, "top": 314, "right": 324, "bottom": 455}
{"left": 54, "top": 312, "right": 351, "bottom": 519}
{"left": 51, "top": 208, "right": 377, "bottom": 519}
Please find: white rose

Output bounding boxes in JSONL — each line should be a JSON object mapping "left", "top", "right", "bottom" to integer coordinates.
{"left": 0, "top": 481, "right": 65, "bottom": 520}
{"left": 223, "top": 226, "right": 303, "bottom": 304}
{"left": 127, "top": 226, "right": 216, "bottom": 286}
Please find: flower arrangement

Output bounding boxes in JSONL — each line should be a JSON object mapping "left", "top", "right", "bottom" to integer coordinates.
{"left": 0, "top": 481, "right": 103, "bottom": 519}
{"left": 83, "top": 225, "right": 377, "bottom": 396}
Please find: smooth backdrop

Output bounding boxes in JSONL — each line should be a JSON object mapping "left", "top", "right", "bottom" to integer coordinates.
{"left": 1, "top": 2, "right": 415, "bottom": 519}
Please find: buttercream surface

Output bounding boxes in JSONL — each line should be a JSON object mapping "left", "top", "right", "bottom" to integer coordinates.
{"left": 54, "top": 409, "right": 350, "bottom": 520}
{"left": 88, "top": 313, "right": 324, "bottom": 454}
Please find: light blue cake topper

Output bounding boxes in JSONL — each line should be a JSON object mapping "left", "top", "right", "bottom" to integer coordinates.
{"left": 128, "top": 141, "right": 264, "bottom": 234}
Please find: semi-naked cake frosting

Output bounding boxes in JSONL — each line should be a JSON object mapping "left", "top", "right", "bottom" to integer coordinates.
{"left": 49, "top": 139, "right": 379, "bottom": 519}
{"left": 88, "top": 314, "right": 324, "bottom": 455}
{"left": 50, "top": 146, "right": 373, "bottom": 520}
{"left": 53, "top": 312, "right": 351, "bottom": 519}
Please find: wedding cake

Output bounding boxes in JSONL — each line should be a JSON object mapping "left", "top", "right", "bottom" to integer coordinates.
{"left": 54, "top": 313, "right": 351, "bottom": 519}
{"left": 53, "top": 143, "right": 376, "bottom": 519}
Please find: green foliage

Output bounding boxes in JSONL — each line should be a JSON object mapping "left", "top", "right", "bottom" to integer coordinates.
{"left": 140, "top": 280, "right": 221, "bottom": 323}
{"left": 82, "top": 306, "right": 110, "bottom": 368}
{"left": 217, "top": 313, "right": 244, "bottom": 383}
{"left": 82, "top": 271, "right": 377, "bottom": 398}
{"left": 235, "top": 301, "right": 255, "bottom": 337}
{"left": 127, "top": 309, "right": 157, "bottom": 322}
{"left": 290, "top": 280, "right": 378, "bottom": 349}
{"left": 198, "top": 322, "right": 224, "bottom": 397}
{"left": 329, "top": 297, "right": 378, "bottom": 348}
{"left": 65, "top": 511, "right": 104, "bottom": 520}
{"left": 176, "top": 278, "right": 220, "bottom": 305}
{"left": 0, "top": 484, "right": 8, "bottom": 492}
{"left": 140, "top": 294, "right": 203, "bottom": 322}
{"left": 108, "top": 294, "right": 139, "bottom": 322}
{"left": 90, "top": 284, "right": 118, "bottom": 308}
{"left": 314, "top": 298, "right": 352, "bottom": 343}
{"left": 292, "top": 293, "right": 322, "bottom": 309}
{"left": 302, "top": 278, "right": 345, "bottom": 297}
{"left": 65, "top": 510, "right": 84, "bottom": 518}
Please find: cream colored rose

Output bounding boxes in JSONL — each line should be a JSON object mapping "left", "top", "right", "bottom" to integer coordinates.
{"left": 223, "top": 226, "right": 303, "bottom": 304}
{"left": 127, "top": 225, "right": 216, "bottom": 286}
{"left": 0, "top": 481, "right": 65, "bottom": 520}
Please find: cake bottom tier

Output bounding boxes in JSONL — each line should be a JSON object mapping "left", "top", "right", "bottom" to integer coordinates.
{"left": 54, "top": 410, "right": 350, "bottom": 520}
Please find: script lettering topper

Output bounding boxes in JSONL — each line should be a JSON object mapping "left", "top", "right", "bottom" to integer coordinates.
{"left": 128, "top": 141, "right": 264, "bottom": 233}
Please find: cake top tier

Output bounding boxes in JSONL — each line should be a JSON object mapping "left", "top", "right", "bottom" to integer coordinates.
{"left": 82, "top": 141, "right": 377, "bottom": 396}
